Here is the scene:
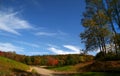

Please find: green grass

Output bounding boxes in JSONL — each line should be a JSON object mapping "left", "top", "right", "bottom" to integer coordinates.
{"left": 54, "top": 72, "right": 120, "bottom": 76}
{"left": 47, "top": 65, "right": 76, "bottom": 72}
{"left": 0, "top": 56, "right": 30, "bottom": 75}
{"left": 48, "top": 65, "right": 120, "bottom": 76}
{"left": 73, "top": 72, "right": 120, "bottom": 76}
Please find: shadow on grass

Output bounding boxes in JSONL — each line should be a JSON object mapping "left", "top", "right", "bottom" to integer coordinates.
{"left": 77, "top": 61, "right": 120, "bottom": 73}
{"left": 12, "top": 68, "right": 41, "bottom": 76}
{"left": 79, "top": 72, "right": 120, "bottom": 76}
{"left": 52, "top": 72, "right": 120, "bottom": 76}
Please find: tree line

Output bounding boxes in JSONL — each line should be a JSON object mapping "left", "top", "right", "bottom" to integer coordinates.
{"left": 0, "top": 51, "right": 93, "bottom": 66}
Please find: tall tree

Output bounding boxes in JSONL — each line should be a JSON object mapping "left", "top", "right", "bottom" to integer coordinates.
{"left": 80, "top": 0, "right": 110, "bottom": 54}
{"left": 107, "top": 0, "right": 120, "bottom": 28}
{"left": 105, "top": 0, "right": 120, "bottom": 53}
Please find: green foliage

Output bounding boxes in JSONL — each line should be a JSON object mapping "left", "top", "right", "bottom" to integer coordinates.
{"left": 80, "top": 0, "right": 120, "bottom": 57}
{"left": 66, "top": 55, "right": 79, "bottom": 65}
{"left": 25, "top": 56, "right": 32, "bottom": 65}
{"left": 79, "top": 56, "right": 86, "bottom": 62}
{"left": 95, "top": 51, "right": 120, "bottom": 61}
{"left": 80, "top": 0, "right": 111, "bottom": 53}
{"left": 95, "top": 51, "right": 105, "bottom": 60}
{"left": 113, "top": 34, "right": 120, "bottom": 49}
{"left": 0, "top": 51, "right": 94, "bottom": 66}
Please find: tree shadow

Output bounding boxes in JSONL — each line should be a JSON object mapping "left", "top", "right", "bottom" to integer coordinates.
{"left": 12, "top": 68, "right": 41, "bottom": 76}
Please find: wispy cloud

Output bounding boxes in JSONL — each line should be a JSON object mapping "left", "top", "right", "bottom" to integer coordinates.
{"left": 35, "top": 30, "right": 68, "bottom": 37}
{"left": 48, "top": 47, "right": 69, "bottom": 54}
{"left": 0, "top": 42, "right": 24, "bottom": 52}
{"left": 63, "top": 45, "right": 80, "bottom": 53}
{"left": 0, "top": 9, "right": 32, "bottom": 35}
{"left": 48, "top": 44, "right": 82, "bottom": 54}
{"left": 47, "top": 44, "right": 59, "bottom": 48}
{"left": 15, "top": 41, "right": 39, "bottom": 48}
{"left": 28, "top": 51, "right": 49, "bottom": 55}
{"left": 35, "top": 32, "right": 56, "bottom": 36}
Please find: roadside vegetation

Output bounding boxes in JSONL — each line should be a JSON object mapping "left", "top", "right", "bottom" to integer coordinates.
{"left": 0, "top": 56, "right": 40, "bottom": 76}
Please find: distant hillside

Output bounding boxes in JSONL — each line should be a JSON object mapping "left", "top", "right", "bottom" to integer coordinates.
{"left": 0, "top": 51, "right": 94, "bottom": 66}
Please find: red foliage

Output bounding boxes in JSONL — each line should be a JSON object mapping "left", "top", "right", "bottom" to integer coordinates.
{"left": 0, "top": 51, "right": 3, "bottom": 56}
{"left": 47, "top": 57, "right": 58, "bottom": 66}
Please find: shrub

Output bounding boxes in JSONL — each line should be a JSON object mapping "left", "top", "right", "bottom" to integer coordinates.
{"left": 95, "top": 51, "right": 120, "bottom": 61}
{"left": 95, "top": 51, "right": 105, "bottom": 60}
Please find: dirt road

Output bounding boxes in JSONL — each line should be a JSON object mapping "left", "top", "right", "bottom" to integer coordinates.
{"left": 31, "top": 61, "right": 94, "bottom": 76}
{"left": 32, "top": 66, "right": 54, "bottom": 76}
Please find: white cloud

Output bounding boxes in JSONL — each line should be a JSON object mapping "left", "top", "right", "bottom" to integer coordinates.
{"left": 28, "top": 51, "right": 49, "bottom": 55}
{"left": 0, "top": 10, "right": 32, "bottom": 35}
{"left": 0, "top": 42, "right": 24, "bottom": 52}
{"left": 48, "top": 44, "right": 82, "bottom": 55}
{"left": 47, "top": 44, "right": 59, "bottom": 48}
{"left": 35, "top": 32, "right": 56, "bottom": 36}
{"left": 63, "top": 45, "right": 80, "bottom": 53}
{"left": 48, "top": 47, "right": 71, "bottom": 54}
{"left": 35, "top": 30, "right": 68, "bottom": 37}
{"left": 15, "top": 41, "right": 39, "bottom": 48}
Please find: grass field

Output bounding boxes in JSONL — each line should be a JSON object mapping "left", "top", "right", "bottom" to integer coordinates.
{"left": 47, "top": 61, "right": 120, "bottom": 76}
{"left": 47, "top": 65, "right": 75, "bottom": 72}
{"left": 53, "top": 72, "right": 120, "bottom": 76}
{"left": 73, "top": 72, "right": 120, "bottom": 76}
{"left": 0, "top": 56, "right": 30, "bottom": 75}
{"left": 47, "top": 61, "right": 93, "bottom": 72}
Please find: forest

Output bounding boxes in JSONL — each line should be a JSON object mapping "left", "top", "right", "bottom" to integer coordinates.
{"left": 0, "top": 51, "right": 93, "bottom": 66}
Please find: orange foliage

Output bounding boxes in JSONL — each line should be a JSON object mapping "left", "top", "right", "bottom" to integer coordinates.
{"left": 47, "top": 57, "right": 58, "bottom": 66}
{"left": 0, "top": 51, "right": 3, "bottom": 56}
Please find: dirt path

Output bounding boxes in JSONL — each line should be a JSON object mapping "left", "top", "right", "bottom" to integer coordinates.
{"left": 32, "top": 66, "right": 54, "bottom": 76}
{"left": 30, "top": 61, "right": 94, "bottom": 76}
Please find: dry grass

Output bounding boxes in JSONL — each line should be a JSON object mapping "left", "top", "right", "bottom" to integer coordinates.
{"left": 77, "top": 60, "right": 120, "bottom": 72}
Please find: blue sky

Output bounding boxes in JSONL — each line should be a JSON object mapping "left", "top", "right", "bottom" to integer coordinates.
{"left": 0, "top": 0, "right": 86, "bottom": 55}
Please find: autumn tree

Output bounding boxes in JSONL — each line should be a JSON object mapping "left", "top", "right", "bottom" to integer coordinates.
{"left": 106, "top": 0, "right": 120, "bottom": 28}
{"left": 104, "top": 0, "right": 120, "bottom": 54}
{"left": 81, "top": 0, "right": 120, "bottom": 56}
{"left": 47, "top": 56, "right": 58, "bottom": 66}
{"left": 80, "top": 0, "right": 110, "bottom": 55}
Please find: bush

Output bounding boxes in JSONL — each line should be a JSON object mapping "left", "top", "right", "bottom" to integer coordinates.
{"left": 95, "top": 51, "right": 120, "bottom": 61}
{"left": 95, "top": 51, "right": 105, "bottom": 60}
